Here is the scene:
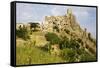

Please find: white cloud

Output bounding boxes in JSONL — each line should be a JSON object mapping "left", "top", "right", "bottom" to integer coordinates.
{"left": 51, "top": 6, "right": 66, "bottom": 16}
{"left": 51, "top": 6, "right": 90, "bottom": 19}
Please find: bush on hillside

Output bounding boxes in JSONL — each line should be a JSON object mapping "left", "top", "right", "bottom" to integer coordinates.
{"left": 59, "top": 36, "right": 70, "bottom": 49}
{"left": 80, "top": 52, "right": 96, "bottom": 62}
{"left": 60, "top": 36, "right": 80, "bottom": 50}
{"left": 70, "top": 39, "right": 80, "bottom": 49}
{"left": 45, "top": 32, "right": 61, "bottom": 45}
{"left": 61, "top": 48, "right": 76, "bottom": 62}
{"left": 16, "top": 26, "right": 30, "bottom": 40}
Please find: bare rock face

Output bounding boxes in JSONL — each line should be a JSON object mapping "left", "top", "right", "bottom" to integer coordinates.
{"left": 43, "top": 8, "right": 96, "bottom": 55}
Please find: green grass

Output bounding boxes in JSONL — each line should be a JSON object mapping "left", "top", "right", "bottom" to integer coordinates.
{"left": 30, "top": 32, "right": 48, "bottom": 47}
{"left": 16, "top": 31, "right": 96, "bottom": 65}
{"left": 16, "top": 43, "right": 63, "bottom": 65}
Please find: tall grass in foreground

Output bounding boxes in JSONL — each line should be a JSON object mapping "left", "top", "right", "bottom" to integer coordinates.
{"left": 16, "top": 43, "right": 63, "bottom": 65}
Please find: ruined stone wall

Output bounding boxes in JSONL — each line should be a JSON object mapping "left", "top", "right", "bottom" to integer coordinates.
{"left": 43, "top": 8, "right": 79, "bottom": 33}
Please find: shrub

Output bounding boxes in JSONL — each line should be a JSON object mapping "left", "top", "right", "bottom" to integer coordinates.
{"left": 60, "top": 37, "right": 80, "bottom": 49}
{"left": 16, "top": 26, "right": 30, "bottom": 40}
{"left": 39, "top": 43, "right": 51, "bottom": 52}
{"left": 45, "top": 32, "right": 61, "bottom": 45}
{"left": 80, "top": 52, "right": 96, "bottom": 62}
{"left": 70, "top": 39, "right": 80, "bottom": 49}
{"left": 76, "top": 48, "right": 85, "bottom": 55}
{"left": 59, "top": 36, "right": 70, "bottom": 49}
{"left": 30, "top": 23, "right": 40, "bottom": 32}
{"left": 61, "top": 48, "right": 76, "bottom": 62}
{"left": 77, "top": 38, "right": 83, "bottom": 45}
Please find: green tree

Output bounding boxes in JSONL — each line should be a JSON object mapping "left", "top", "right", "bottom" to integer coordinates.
{"left": 45, "top": 32, "right": 61, "bottom": 45}
{"left": 30, "top": 23, "right": 40, "bottom": 31}
{"left": 16, "top": 26, "right": 30, "bottom": 40}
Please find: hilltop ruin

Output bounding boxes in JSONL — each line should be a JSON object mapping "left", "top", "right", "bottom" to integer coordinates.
{"left": 16, "top": 8, "right": 96, "bottom": 55}
{"left": 42, "top": 8, "right": 96, "bottom": 55}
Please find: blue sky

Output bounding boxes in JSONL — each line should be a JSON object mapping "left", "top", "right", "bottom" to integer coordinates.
{"left": 16, "top": 3, "right": 96, "bottom": 38}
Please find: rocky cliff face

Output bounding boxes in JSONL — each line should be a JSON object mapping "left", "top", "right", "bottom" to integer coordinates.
{"left": 43, "top": 8, "right": 96, "bottom": 55}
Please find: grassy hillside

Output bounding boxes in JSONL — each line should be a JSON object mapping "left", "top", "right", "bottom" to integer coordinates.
{"left": 16, "top": 31, "right": 96, "bottom": 65}
{"left": 16, "top": 39, "right": 63, "bottom": 65}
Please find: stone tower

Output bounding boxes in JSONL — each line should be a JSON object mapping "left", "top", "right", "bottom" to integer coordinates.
{"left": 67, "top": 8, "right": 72, "bottom": 16}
